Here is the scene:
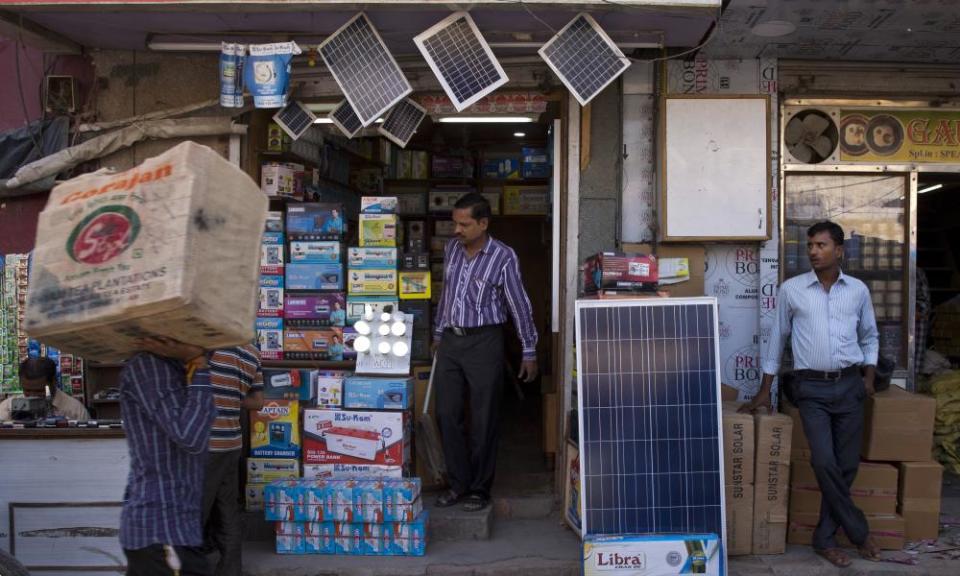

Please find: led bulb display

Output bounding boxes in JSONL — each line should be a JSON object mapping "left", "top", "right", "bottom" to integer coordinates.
{"left": 391, "top": 321, "right": 406, "bottom": 337}
{"left": 381, "top": 312, "right": 392, "bottom": 322}
{"left": 354, "top": 336, "right": 371, "bottom": 353}
{"left": 377, "top": 341, "right": 392, "bottom": 354}
{"left": 392, "top": 341, "right": 409, "bottom": 357}
{"left": 354, "top": 320, "right": 371, "bottom": 335}
{"left": 378, "top": 323, "right": 391, "bottom": 336}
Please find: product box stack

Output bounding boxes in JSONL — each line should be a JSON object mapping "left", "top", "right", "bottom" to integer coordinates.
{"left": 265, "top": 477, "right": 428, "bottom": 556}
{"left": 1, "top": 254, "right": 30, "bottom": 392}
{"left": 284, "top": 203, "right": 346, "bottom": 361}
{"left": 784, "top": 386, "right": 940, "bottom": 549}
{"left": 752, "top": 412, "right": 793, "bottom": 555}
{"left": 256, "top": 212, "right": 285, "bottom": 361}
{"left": 722, "top": 403, "right": 756, "bottom": 556}
{"left": 582, "top": 252, "right": 659, "bottom": 295}
{"left": 398, "top": 209, "right": 431, "bottom": 362}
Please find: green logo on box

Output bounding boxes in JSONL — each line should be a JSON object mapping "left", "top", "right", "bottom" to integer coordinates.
{"left": 67, "top": 205, "right": 141, "bottom": 264}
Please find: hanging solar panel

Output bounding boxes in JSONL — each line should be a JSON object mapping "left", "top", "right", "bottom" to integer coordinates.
{"left": 273, "top": 101, "right": 317, "bottom": 141}
{"left": 319, "top": 13, "right": 412, "bottom": 127}
{"left": 539, "top": 13, "right": 631, "bottom": 106}
{"left": 576, "top": 298, "right": 726, "bottom": 561}
{"left": 413, "top": 11, "right": 508, "bottom": 112}
{"left": 378, "top": 98, "right": 427, "bottom": 148}
{"left": 329, "top": 99, "right": 364, "bottom": 139}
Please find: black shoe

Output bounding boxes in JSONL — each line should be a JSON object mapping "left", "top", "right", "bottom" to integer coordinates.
{"left": 434, "top": 489, "right": 463, "bottom": 508}
{"left": 462, "top": 493, "right": 489, "bottom": 512}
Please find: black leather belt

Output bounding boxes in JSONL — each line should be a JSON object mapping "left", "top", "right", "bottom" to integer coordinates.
{"left": 795, "top": 365, "right": 861, "bottom": 381}
{"left": 445, "top": 324, "right": 503, "bottom": 337}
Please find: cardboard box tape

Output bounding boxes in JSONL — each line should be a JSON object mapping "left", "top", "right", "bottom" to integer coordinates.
{"left": 25, "top": 141, "right": 268, "bottom": 361}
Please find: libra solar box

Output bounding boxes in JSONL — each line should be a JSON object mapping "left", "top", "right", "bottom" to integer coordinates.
{"left": 24, "top": 141, "right": 268, "bottom": 362}
{"left": 583, "top": 534, "right": 722, "bottom": 576}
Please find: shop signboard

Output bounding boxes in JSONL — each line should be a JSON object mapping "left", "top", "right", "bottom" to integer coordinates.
{"left": 839, "top": 109, "right": 960, "bottom": 164}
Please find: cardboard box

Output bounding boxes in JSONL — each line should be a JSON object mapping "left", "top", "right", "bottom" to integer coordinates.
{"left": 862, "top": 386, "right": 936, "bottom": 462}
{"left": 381, "top": 510, "right": 429, "bottom": 556}
{"left": 503, "top": 186, "right": 549, "bottom": 215}
{"left": 583, "top": 534, "right": 721, "bottom": 576}
{"left": 348, "top": 247, "right": 398, "bottom": 269}
{"left": 303, "top": 409, "right": 411, "bottom": 467}
{"left": 303, "top": 463, "right": 404, "bottom": 480}
{"left": 397, "top": 194, "right": 427, "bottom": 216}
{"left": 258, "top": 275, "right": 284, "bottom": 317}
{"left": 898, "top": 461, "right": 943, "bottom": 541}
{"left": 286, "top": 203, "right": 344, "bottom": 240}
{"left": 727, "top": 484, "right": 756, "bottom": 557}
{"left": 246, "top": 457, "right": 300, "bottom": 483}
{"left": 284, "top": 328, "right": 344, "bottom": 361}
{"left": 261, "top": 368, "right": 310, "bottom": 401}
{"left": 483, "top": 156, "right": 521, "bottom": 179}
{"left": 290, "top": 241, "right": 341, "bottom": 263}
{"left": 285, "top": 263, "right": 344, "bottom": 291}
{"left": 310, "top": 370, "right": 346, "bottom": 409}
{"left": 429, "top": 189, "right": 469, "bottom": 212}
{"left": 790, "top": 514, "right": 906, "bottom": 550}
{"left": 245, "top": 482, "right": 267, "bottom": 511}
{"left": 361, "top": 196, "right": 398, "bottom": 214}
{"left": 261, "top": 161, "right": 303, "bottom": 199}
{"left": 250, "top": 400, "right": 300, "bottom": 458}
{"left": 342, "top": 327, "right": 358, "bottom": 360}
{"left": 723, "top": 404, "right": 756, "bottom": 556}
{"left": 623, "top": 243, "right": 707, "bottom": 298}
{"left": 284, "top": 292, "right": 346, "bottom": 327}
{"left": 522, "top": 147, "right": 550, "bottom": 178}
{"left": 255, "top": 317, "right": 283, "bottom": 360}
{"left": 265, "top": 211, "right": 284, "bottom": 233}
{"left": 347, "top": 269, "right": 398, "bottom": 295}
{"left": 344, "top": 376, "right": 414, "bottom": 410}
{"left": 752, "top": 413, "right": 793, "bottom": 555}
{"left": 583, "top": 252, "right": 658, "bottom": 293}
{"left": 790, "top": 461, "right": 898, "bottom": 516}
{"left": 359, "top": 214, "right": 398, "bottom": 247}
{"left": 346, "top": 296, "right": 400, "bottom": 323}
{"left": 399, "top": 271, "right": 431, "bottom": 300}
{"left": 779, "top": 401, "right": 811, "bottom": 462}
{"left": 542, "top": 393, "right": 558, "bottom": 456}
{"left": 261, "top": 232, "right": 284, "bottom": 275}
{"left": 400, "top": 252, "right": 430, "bottom": 271}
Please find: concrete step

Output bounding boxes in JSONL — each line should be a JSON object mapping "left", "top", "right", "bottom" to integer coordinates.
{"left": 243, "top": 511, "right": 275, "bottom": 542}
{"left": 426, "top": 498, "right": 493, "bottom": 541}
{"left": 493, "top": 492, "right": 556, "bottom": 520}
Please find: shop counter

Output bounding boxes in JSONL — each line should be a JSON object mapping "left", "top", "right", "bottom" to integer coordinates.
{"left": 0, "top": 427, "right": 128, "bottom": 574}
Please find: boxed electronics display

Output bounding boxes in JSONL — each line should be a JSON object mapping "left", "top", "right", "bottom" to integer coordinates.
{"left": 352, "top": 312, "right": 414, "bottom": 376}
{"left": 348, "top": 269, "right": 398, "bottom": 295}
{"left": 284, "top": 293, "right": 347, "bottom": 327}
{"left": 258, "top": 275, "right": 284, "bottom": 317}
{"left": 286, "top": 263, "right": 343, "bottom": 291}
{"left": 503, "top": 186, "right": 549, "bottom": 215}
{"left": 24, "top": 141, "right": 268, "bottom": 361}
{"left": 287, "top": 204, "right": 345, "bottom": 240}
{"left": 262, "top": 368, "right": 310, "bottom": 401}
{"left": 266, "top": 210, "right": 284, "bottom": 233}
{"left": 261, "top": 162, "right": 304, "bottom": 199}
{"left": 348, "top": 248, "right": 398, "bottom": 269}
{"left": 344, "top": 377, "right": 414, "bottom": 410}
{"left": 247, "top": 457, "right": 300, "bottom": 483}
{"left": 251, "top": 399, "right": 301, "bottom": 458}
{"left": 361, "top": 197, "right": 398, "bottom": 214}
{"left": 290, "top": 241, "right": 341, "bottom": 263}
{"left": 399, "top": 271, "right": 431, "bottom": 300}
{"left": 303, "top": 463, "right": 404, "bottom": 480}
{"left": 582, "top": 534, "right": 721, "bottom": 576}
{"left": 261, "top": 232, "right": 285, "bottom": 275}
{"left": 359, "top": 214, "right": 398, "bottom": 247}
{"left": 256, "top": 317, "right": 284, "bottom": 360}
{"left": 246, "top": 483, "right": 267, "bottom": 511}
{"left": 303, "top": 409, "right": 411, "bottom": 467}
{"left": 346, "top": 296, "right": 399, "bottom": 323}
{"left": 521, "top": 147, "right": 550, "bottom": 178}
{"left": 583, "top": 252, "right": 659, "bottom": 293}
{"left": 311, "top": 370, "right": 346, "bottom": 408}
{"left": 284, "top": 328, "right": 345, "bottom": 361}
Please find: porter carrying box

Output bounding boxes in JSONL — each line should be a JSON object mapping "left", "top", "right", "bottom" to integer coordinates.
{"left": 25, "top": 142, "right": 267, "bottom": 361}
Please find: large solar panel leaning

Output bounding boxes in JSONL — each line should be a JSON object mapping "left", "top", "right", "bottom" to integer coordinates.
{"left": 329, "top": 99, "right": 364, "bottom": 138}
{"left": 575, "top": 297, "right": 727, "bottom": 569}
{"left": 319, "top": 13, "right": 412, "bottom": 127}
{"left": 538, "top": 13, "right": 631, "bottom": 106}
{"left": 413, "top": 11, "right": 509, "bottom": 112}
{"left": 378, "top": 98, "right": 427, "bottom": 148}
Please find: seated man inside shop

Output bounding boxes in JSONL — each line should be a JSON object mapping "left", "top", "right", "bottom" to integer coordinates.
{"left": 0, "top": 357, "right": 89, "bottom": 421}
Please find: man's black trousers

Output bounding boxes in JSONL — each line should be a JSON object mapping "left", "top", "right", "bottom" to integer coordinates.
{"left": 435, "top": 325, "right": 505, "bottom": 499}
{"left": 795, "top": 370, "right": 870, "bottom": 550}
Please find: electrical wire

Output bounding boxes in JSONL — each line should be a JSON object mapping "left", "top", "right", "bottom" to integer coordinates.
{"left": 13, "top": 15, "right": 44, "bottom": 155}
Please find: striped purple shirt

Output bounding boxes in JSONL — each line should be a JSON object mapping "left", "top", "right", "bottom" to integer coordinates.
{"left": 434, "top": 236, "right": 538, "bottom": 360}
{"left": 119, "top": 353, "right": 216, "bottom": 550}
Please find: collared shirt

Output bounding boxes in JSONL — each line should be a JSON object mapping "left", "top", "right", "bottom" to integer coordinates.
{"left": 0, "top": 389, "right": 90, "bottom": 421}
{"left": 434, "top": 236, "right": 538, "bottom": 360}
{"left": 208, "top": 345, "right": 264, "bottom": 453}
{"left": 762, "top": 269, "right": 879, "bottom": 375}
{"left": 119, "top": 353, "right": 215, "bottom": 550}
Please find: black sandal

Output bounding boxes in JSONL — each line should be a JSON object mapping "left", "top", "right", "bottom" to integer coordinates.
{"left": 462, "top": 493, "right": 489, "bottom": 512}
{"left": 434, "top": 489, "right": 462, "bottom": 508}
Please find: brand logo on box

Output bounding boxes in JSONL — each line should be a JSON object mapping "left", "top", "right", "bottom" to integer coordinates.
{"left": 261, "top": 402, "right": 291, "bottom": 419}
{"left": 67, "top": 205, "right": 141, "bottom": 264}
{"left": 595, "top": 552, "right": 646, "bottom": 569}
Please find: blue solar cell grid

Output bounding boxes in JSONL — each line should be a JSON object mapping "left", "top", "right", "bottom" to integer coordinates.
{"left": 576, "top": 298, "right": 726, "bottom": 546}
{"left": 539, "top": 14, "right": 630, "bottom": 106}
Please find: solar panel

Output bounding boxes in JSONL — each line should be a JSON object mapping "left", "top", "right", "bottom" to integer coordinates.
{"left": 576, "top": 298, "right": 726, "bottom": 550}
{"left": 539, "top": 13, "right": 631, "bottom": 106}
{"left": 413, "top": 11, "right": 509, "bottom": 112}
{"left": 273, "top": 101, "right": 317, "bottom": 141}
{"left": 319, "top": 13, "right": 412, "bottom": 127}
{"left": 378, "top": 98, "right": 427, "bottom": 148}
{"left": 329, "top": 99, "right": 363, "bottom": 138}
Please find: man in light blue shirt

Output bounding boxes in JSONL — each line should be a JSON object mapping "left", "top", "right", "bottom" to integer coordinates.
{"left": 741, "top": 221, "right": 879, "bottom": 567}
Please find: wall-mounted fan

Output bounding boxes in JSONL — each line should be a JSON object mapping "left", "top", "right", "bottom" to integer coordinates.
{"left": 784, "top": 109, "right": 838, "bottom": 164}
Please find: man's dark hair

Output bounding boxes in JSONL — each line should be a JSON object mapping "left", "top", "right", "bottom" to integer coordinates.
{"left": 454, "top": 193, "right": 492, "bottom": 221}
{"left": 20, "top": 357, "right": 57, "bottom": 383}
{"left": 807, "top": 221, "right": 844, "bottom": 246}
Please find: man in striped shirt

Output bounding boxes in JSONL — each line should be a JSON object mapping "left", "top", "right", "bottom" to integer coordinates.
{"left": 203, "top": 344, "right": 263, "bottom": 576}
{"left": 120, "top": 337, "right": 216, "bottom": 576}
{"left": 742, "top": 221, "right": 880, "bottom": 567}
{"left": 432, "top": 193, "right": 538, "bottom": 512}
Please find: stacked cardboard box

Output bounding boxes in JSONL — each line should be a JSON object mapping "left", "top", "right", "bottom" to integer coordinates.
{"left": 752, "top": 412, "right": 793, "bottom": 555}
{"left": 722, "top": 404, "right": 755, "bottom": 556}
{"left": 898, "top": 461, "right": 943, "bottom": 541}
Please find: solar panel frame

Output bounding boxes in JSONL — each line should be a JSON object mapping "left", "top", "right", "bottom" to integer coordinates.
{"left": 319, "top": 13, "right": 412, "bottom": 127}
{"left": 575, "top": 297, "right": 727, "bottom": 562}
{"left": 272, "top": 100, "right": 317, "bottom": 141}
{"left": 538, "top": 12, "right": 631, "bottom": 107}
{"left": 377, "top": 98, "right": 427, "bottom": 149}
{"left": 413, "top": 11, "right": 509, "bottom": 112}
{"left": 329, "top": 99, "right": 364, "bottom": 139}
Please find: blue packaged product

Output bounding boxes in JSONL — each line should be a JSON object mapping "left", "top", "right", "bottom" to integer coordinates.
{"left": 382, "top": 510, "right": 429, "bottom": 556}
{"left": 264, "top": 480, "right": 304, "bottom": 521}
{"left": 303, "top": 521, "right": 337, "bottom": 554}
{"left": 219, "top": 42, "right": 245, "bottom": 108}
{"left": 286, "top": 263, "right": 343, "bottom": 291}
{"left": 244, "top": 42, "right": 301, "bottom": 109}
{"left": 286, "top": 203, "right": 345, "bottom": 240}
{"left": 383, "top": 478, "right": 422, "bottom": 523}
{"left": 353, "top": 479, "right": 386, "bottom": 524}
{"left": 290, "top": 241, "right": 341, "bottom": 263}
{"left": 344, "top": 377, "right": 414, "bottom": 410}
{"left": 348, "top": 247, "right": 398, "bottom": 269}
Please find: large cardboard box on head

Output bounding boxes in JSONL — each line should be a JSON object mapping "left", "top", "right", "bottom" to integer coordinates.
{"left": 722, "top": 403, "right": 755, "bottom": 556}
{"left": 862, "top": 386, "right": 936, "bottom": 462}
{"left": 752, "top": 412, "right": 793, "bottom": 555}
{"left": 898, "top": 461, "right": 943, "bottom": 541}
{"left": 25, "top": 142, "right": 267, "bottom": 361}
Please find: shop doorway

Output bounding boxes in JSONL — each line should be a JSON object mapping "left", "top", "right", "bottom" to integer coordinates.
{"left": 916, "top": 174, "right": 960, "bottom": 369}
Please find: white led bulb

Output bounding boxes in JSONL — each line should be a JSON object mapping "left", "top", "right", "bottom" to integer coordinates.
{"left": 354, "top": 320, "right": 371, "bottom": 336}
{"left": 380, "top": 312, "right": 392, "bottom": 323}
{"left": 377, "top": 341, "right": 392, "bottom": 354}
{"left": 354, "top": 336, "right": 371, "bottom": 353}
{"left": 378, "top": 323, "right": 391, "bottom": 336}
{"left": 392, "top": 341, "right": 409, "bottom": 357}
{"left": 390, "top": 321, "right": 407, "bottom": 337}
{"left": 364, "top": 305, "right": 374, "bottom": 321}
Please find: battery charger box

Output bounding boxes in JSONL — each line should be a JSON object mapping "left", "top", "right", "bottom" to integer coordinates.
{"left": 250, "top": 399, "right": 300, "bottom": 458}
{"left": 290, "top": 241, "right": 341, "bottom": 263}
{"left": 286, "top": 263, "right": 344, "bottom": 291}
{"left": 261, "top": 231, "right": 285, "bottom": 275}
{"left": 258, "top": 275, "right": 284, "bottom": 317}
{"left": 359, "top": 214, "right": 398, "bottom": 248}
{"left": 348, "top": 247, "right": 398, "bottom": 269}
{"left": 344, "top": 376, "right": 414, "bottom": 410}
{"left": 255, "top": 317, "right": 283, "bottom": 360}
{"left": 303, "top": 409, "right": 411, "bottom": 467}
{"left": 347, "top": 269, "right": 398, "bottom": 295}
{"left": 247, "top": 457, "right": 300, "bottom": 483}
